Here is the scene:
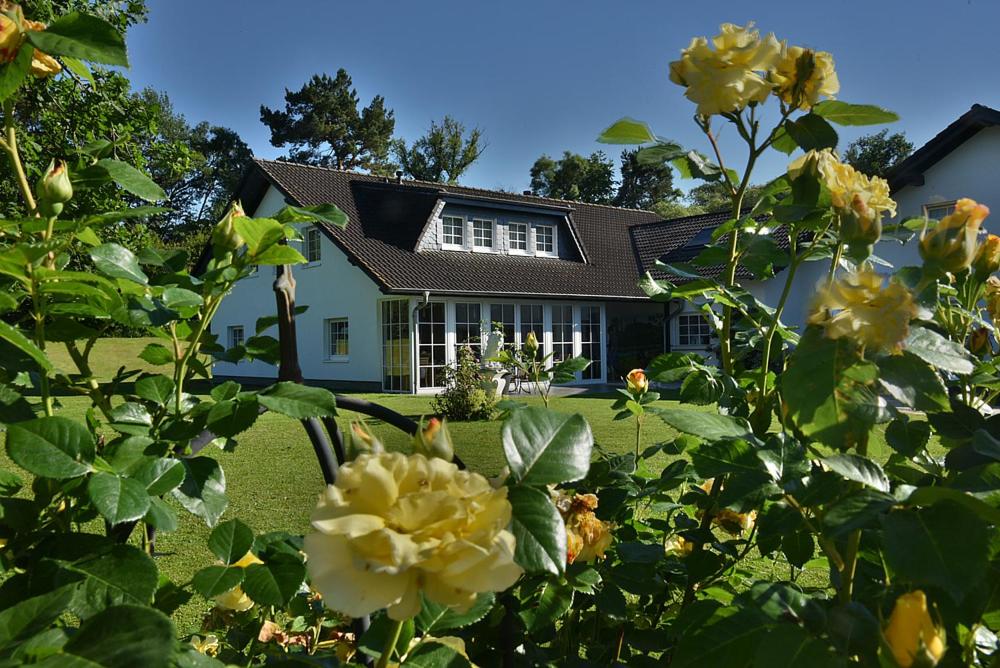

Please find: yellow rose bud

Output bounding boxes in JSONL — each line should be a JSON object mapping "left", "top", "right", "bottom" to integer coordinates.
{"left": 920, "top": 198, "right": 991, "bottom": 275}
{"left": 35, "top": 159, "right": 72, "bottom": 216}
{"left": 840, "top": 193, "right": 882, "bottom": 259}
{"left": 808, "top": 270, "right": 917, "bottom": 353}
{"left": 973, "top": 234, "right": 1000, "bottom": 281}
{"left": 346, "top": 421, "right": 382, "bottom": 456}
{"left": 213, "top": 586, "right": 254, "bottom": 612}
{"left": 524, "top": 331, "right": 538, "bottom": 356}
{"left": 413, "top": 416, "right": 453, "bottom": 462}
{"left": 883, "top": 591, "right": 945, "bottom": 668}
{"left": 986, "top": 276, "right": 1000, "bottom": 325}
{"left": 211, "top": 201, "right": 246, "bottom": 254}
{"left": 626, "top": 368, "right": 648, "bottom": 395}
{"left": 0, "top": 5, "right": 24, "bottom": 64}
{"left": 771, "top": 45, "right": 839, "bottom": 110}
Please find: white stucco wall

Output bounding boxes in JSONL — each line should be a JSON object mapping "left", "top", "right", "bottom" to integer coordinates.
{"left": 748, "top": 126, "right": 1000, "bottom": 332}
{"left": 212, "top": 185, "right": 385, "bottom": 386}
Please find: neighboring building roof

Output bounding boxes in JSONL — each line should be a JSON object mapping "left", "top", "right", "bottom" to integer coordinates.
{"left": 243, "top": 159, "right": 666, "bottom": 300}
{"left": 887, "top": 104, "right": 1000, "bottom": 193}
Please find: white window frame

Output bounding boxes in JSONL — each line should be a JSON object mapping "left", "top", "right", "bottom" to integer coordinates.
{"left": 534, "top": 224, "right": 557, "bottom": 257}
{"left": 924, "top": 200, "right": 957, "bottom": 219}
{"left": 675, "top": 313, "right": 711, "bottom": 349}
{"left": 304, "top": 228, "right": 322, "bottom": 264}
{"left": 508, "top": 222, "right": 529, "bottom": 253}
{"left": 227, "top": 325, "right": 245, "bottom": 350}
{"left": 441, "top": 215, "right": 465, "bottom": 249}
{"left": 324, "top": 317, "right": 349, "bottom": 361}
{"left": 472, "top": 218, "right": 495, "bottom": 251}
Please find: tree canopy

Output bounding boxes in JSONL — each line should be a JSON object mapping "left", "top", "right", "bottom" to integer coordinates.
{"left": 395, "top": 116, "right": 485, "bottom": 183}
{"left": 260, "top": 70, "right": 396, "bottom": 174}
{"left": 843, "top": 129, "right": 914, "bottom": 178}
{"left": 614, "top": 149, "right": 682, "bottom": 209}
{"left": 529, "top": 151, "right": 616, "bottom": 204}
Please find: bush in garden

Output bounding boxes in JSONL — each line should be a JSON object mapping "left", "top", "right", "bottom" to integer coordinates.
{"left": 431, "top": 344, "right": 497, "bottom": 421}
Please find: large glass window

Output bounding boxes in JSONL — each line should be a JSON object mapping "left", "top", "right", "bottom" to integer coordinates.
{"left": 442, "top": 215, "right": 464, "bottom": 246}
{"left": 677, "top": 313, "right": 711, "bottom": 347}
{"left": 455, "top": 302, "right": 482, "bottom": 349}
{"left": 581, "top": 306, "right": 602, "bottom": 380}
{"left": 490, "top": 303, "right": 515, "bottom": 349}
{"left": 552, "top": 305, "right": 574, "bottom": 363}
{"left": 535, "top": 225, "right": 555, "bottom": 255}
{"left": 325, "top": 318, "right": 349, "bottom": 359}
{"left": 305, "top": 228, "right": 321, "bottom": 262}
{"left": 381, "top": 300, "right": 411, "bottom": 392}
{"left": 519, "top": 304, "right": 543, "bottom": 358}
{"left": 472, "top": 219, "right": 494, "bottom": 249}
{"left": 508, "top": 222, "right": 528, "bottom": 251}
{"left": 417, "top": 302, "right": 447, "bottom": 388}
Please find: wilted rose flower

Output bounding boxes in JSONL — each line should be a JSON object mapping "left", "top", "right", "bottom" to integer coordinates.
{"left": 808, "top": 270, "right": 916, "bottom": 353}
{"left": 973, "top": 234, "right": 1000, "bottom": 281}
{"left": 770, "top": 45, "right": 839, "bottom": 110}
{"left": 29, "top": 49, "right": 59, "bottom": 77}
{"left": 987, "top": 276, "right": 1000, "bottom": 324}
{"left": 626, "top": 368, "right": 648, "bottom": 395}
{"left": 555, "top": 492, "right": 612, "bottom": 564}
{"left": 920, "top": 198, "right": 991, "bottom": 274}
{"left": 0, "top": 4, "right": 23, "bottom": 64}
{"left": 304, "top": 452, "right": 522, "bottom": 621}
{"left": 883, "top": 591, "right": 945, "bottom": 668}
{"left": 669, "top": 23, "right": 781, "bottom": 117}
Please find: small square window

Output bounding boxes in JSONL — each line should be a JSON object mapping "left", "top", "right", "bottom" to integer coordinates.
{"left": 326, "top": 318, "right": 349, "bottom": 359}
{"left": 508, "top": 222, "right": 528, "bottom": 251}
{"left": 535, "top": 225, "right": 555, "bottom": 255}
{"left": 227, "top": 325, "right": 245, "bottom": 350}
{"left": 472, "top": 219, "right": 494, "bottom": 249}
{"left": 677, "top": 314, "right": 711, "bottom": 347}
{"left": 304, "top": 228, "right": 321, "bottom": 263}
{"left": 442, "top": 215, "right": 464, "bottom": 247}
{"left": 924, "top": 201, "right": 956, "bottom": 219}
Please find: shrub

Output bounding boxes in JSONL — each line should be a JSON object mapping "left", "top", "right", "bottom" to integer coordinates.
{"left": 432, "top": 344, "right": 497, "bottom": 420}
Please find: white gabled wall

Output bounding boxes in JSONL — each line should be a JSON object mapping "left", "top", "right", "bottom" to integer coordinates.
{"left": 212, "top": 184, "right": 384, "bottom": 386}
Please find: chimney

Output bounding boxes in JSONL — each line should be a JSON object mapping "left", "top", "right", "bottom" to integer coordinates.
{"left": 522, "top": 190, "right": 532, "bottom": 196}
{"left": 395, "top": 170, "right": 404, "bottom": 184}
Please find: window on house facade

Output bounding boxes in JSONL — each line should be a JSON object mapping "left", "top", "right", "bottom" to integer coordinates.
{"left": 924, "top": 201, "right": 956, "bottom": 219}
{"left": 455, "top": 303, "right": 482, "bottom": 349}
{"left": 535, "top": 225, "right": 555, "bottom": 255}
{"left": 305, "top": 228, "right": 321, "bottom": 262}
{"left": 490, "top": 303, "right": 515, "bottom": 349}
{"left": 417, "top": 302, "right": 447, "bottom": 388}
{"left": 227, "top": 325, "right": 244, "bottom": 350}
{"left": 442, "top": 215, "right": 464, "bottom": 247}
{"left": 381, "top": 300, "right": 411, "bottom": 392}
{"left": 677, "top": 313, "right": 711, "bottom": 347}
{"left": 519, "top": 304, "right": 543, "bottom": 359}
{"left": 508, "top": 222, "right": 528, "bottom": 252}
{"left": 552, "top": 305, "right": 574, "bottom": 363}
{"left": 580, "top": 306, "right": 602, "bottom": 380}
{"left": 325, "top": 318, "right": 349, "bottom": 359}
{"left": 472, "top": 219, "right": 494, "bottom": 249}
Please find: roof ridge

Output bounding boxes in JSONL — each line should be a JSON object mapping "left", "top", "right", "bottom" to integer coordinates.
{"left": 253, "top": 157, "right": 668, "bottom": 216}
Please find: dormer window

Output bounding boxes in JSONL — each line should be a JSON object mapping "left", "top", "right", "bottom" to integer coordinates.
{"left": 472, "top": 219, "right": 494, "bottom": 250}
{"left": 535, "top": 225, "right": 555, "bottom": 256}
{"left": 442, "top": 215, "right": 464, "bottom": 247}
{"left": 508, "top": 222, "right": 528, "bottom": 252}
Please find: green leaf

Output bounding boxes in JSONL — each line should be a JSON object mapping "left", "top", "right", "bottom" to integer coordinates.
{"left": 233, "top": 217, "right": 284, "bottom": 254}
{"left": 402, "top": 641, "right": 473, "bottom": 667}
{"left": 161, "top": 287, "right": 203, "bottom": 312}
{"left": 254, "top": 306, "right": 308, "bottom": 335}
{"left": 252, "top": 244, "right": 307, "bottom": 265}
{"left": 822, "top": 454, "right": 890, "bottom": 492}
{"left": 143, "top": 497, "right": 178, "bottom": 532}
{"left": 242, "top": 554, "right": 306, "bottom": 606}
{"left": 549, "top": 356, "right": 590, "bottom": 384}
{"left": 636, "top": 140, "right": 686, "bottom": 166}
{"left": 752, "top": 624, "right": 841, "bottom": 667}
{"left": 690, "top": 439, "right": 761, "bottom": 478}
{"left": 358, "top": 616, "right": 415, "bottom": 661}
{"left": 812, "top": 101, "right": 899, "bottom": 126}
{"left": 905, "top": 485, "right": 1000, "bottom": 526}
{"left": 130, "top": 457, "right": 185, "bottom": 495}
{"left": 885, "top": 417, "right": 930, "bottom": 456}
{"left": 501, "top": 407, "right": 593, "bottom": 485}
{"left": 61, "top": 55, "right": 94, "bottom": 84}
{"left": 275, "top": 204, "right": 348, "bottom": 229}
{"left": 210, "top": 380, "right": 241, "bottom": 401}
{"left": 508, "top": 485, "right": 566, "bottom": 575}
{"left": 134, "top": 374, "right": 174, "bottom": 405}
{"left": 0, "top": 43, "right": 32, "bottom": 103}
{"left": 191, "top": 565, "right": 244, "bottom": 599}
{"left": 90, "top": 243, "right": 148, "bottom": 285}
{"left": 0, "top": 585, "right": 76, "bottom": 649}
{"left": 905, "top": 326, "right": 975, "bottom": 375}
{"left": 208, "top": 519, "right": 255, "bottom": 565}
{"left": 597, "top": 117, "right": 657, "bottom": 144}
{"left": 206, "top": 397, "right": 260, "bottom": 438}
{"left": 257, "top": 382, "right": 337, "bottom": 419}
{"left": 672, "top": 607, "right": 771, "bottom": 668}
{"left": 26, "top": 12, "right": 128, "bottom": 66}
{"left": 415, "top": 593, "right": 495, "bottom": 634}
{"left": 877, "top": 351, "right": 949, "bottom": 412}
{"left": 138, "top": 343, "right": 173, "bottom": 365}
{"left": 822, "top": 488, "right": 895, "bottom": 538}
{"left": 882, "top": 502, "right": 989, "bottom": 603}
{"left": 172, "top": 457, "right": 227, "bottom": 527}
{"left": 47, "top": 538, "right": 159, "bottom": 618}
{"left": 784, "top": 114, "right": 839, "bottom": 151}
{"left": 95, "top": 159, "right": 165, "bottom": 202}
{"left": 519, "top": 579, "right": 574, "bottom": 632}
{"left": 6, "top": 416, "right": 94, "bottom": 479}
{"left": 0, "top": 320, "right": 53, "bottom": 371}
{"left": 56, "top": 605, "right": 174, "bottom": 668}
{"left": 655, "top": 408, "right": 753, "bottom": 441}
{"left": 770, "top": 124, "right": 798, "bottom": 155}
{"left": 87, "top": 473, "right": 151, "bottom": 525}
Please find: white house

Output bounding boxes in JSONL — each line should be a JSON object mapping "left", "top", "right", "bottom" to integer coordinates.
{"left": 211, "top": 105, "right": 1000, "bottom": 393}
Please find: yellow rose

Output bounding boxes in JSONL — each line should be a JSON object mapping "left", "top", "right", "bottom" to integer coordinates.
{"left": 664, "top": 534, "right": 694, "bottom": 557}
{"left": 669, "top": 22, "right": 781, "bottom": 117}
{"left": 883, "top": 591, "right": 945, "bottom": 667}
{"left": 555, "top": 492, "right": 613, "bottom": 564}
{"left": 808, "top": 270, "right": 916, "bottom": 353}
{"left": 213, "top": 586, "right": 253, "bottom": 612}
{"left": 524, "top": 331, "right": 538, "bottom": 356}
{"left": 626, "top": 368, "right": 648, "bottom": 395}
{"left": 190, "top": 635, "right": 220, "bottom": 657}
{"left": 0, "top": 4, "right": 24, "bottom": 64}
{"left": 29, "top": 48, "right": 59, "bottom": 77}
{"left": 714, "top": 508, "right": 757, "bottom": 536}
{"left": 304, "top": 452, "right": 522, "bottom": 621}
{"left": 771, "top": 45, "right": 839, "bottom": 110}
{"left": 920, "top": 198, "right": 991, "bottom": 274}
{"left": 973, "top": 233, "right": 1000, "bottom": 281}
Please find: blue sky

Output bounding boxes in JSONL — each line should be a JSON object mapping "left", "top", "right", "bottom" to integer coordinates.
{"left": 129, "top": 0, "right": 1000, "bottom": 195}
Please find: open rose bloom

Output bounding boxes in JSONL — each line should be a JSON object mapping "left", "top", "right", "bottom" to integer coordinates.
{"left": 304, "top": 452, "right": 523, "bottom": 620}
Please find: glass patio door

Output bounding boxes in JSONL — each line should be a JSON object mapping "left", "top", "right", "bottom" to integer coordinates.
{"left": 416, "top": 302, "right": 447, "bottom": 389}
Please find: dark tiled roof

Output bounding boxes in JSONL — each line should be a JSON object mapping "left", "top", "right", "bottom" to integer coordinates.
{"left": 887, "top": 104, "right": 1000, "bottom": 193}
{"left": 248, "top": 159, "right": 665, "bottom": 300}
